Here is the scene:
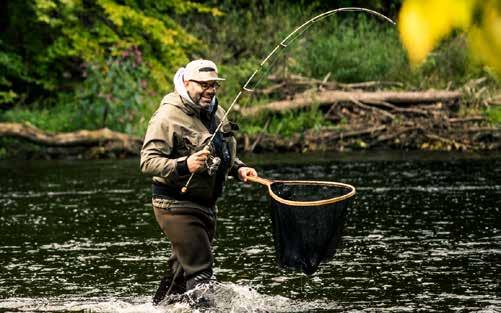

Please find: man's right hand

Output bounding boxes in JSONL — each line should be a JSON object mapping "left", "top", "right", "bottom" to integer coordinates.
{"left": 187, "top": 149, "right": 210, "bottom": 173}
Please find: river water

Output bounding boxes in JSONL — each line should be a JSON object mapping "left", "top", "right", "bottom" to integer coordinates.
{"left": 0, "top": 152, "right": 499, "bottom": 312}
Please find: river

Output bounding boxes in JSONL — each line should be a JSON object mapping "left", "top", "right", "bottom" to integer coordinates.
{"left": 0, "top": 151, "right": 499, "bottom": 312}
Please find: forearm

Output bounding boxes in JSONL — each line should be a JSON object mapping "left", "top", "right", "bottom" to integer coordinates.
{"left": 140, "top": 146, "right": 190, "bottom": 178}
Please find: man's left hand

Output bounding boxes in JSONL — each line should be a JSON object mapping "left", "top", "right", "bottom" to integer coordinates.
{"left": 237, "top": 167, "right": 258, "bottom": 182}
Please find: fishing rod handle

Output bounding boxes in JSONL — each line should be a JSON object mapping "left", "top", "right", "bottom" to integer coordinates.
{"left": 180, "top": 145, "right": 211, "bottom": 194}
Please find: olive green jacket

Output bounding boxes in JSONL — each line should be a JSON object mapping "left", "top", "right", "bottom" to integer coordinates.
{"left": 140, "top": 91, "right": 245, "bottom": 210}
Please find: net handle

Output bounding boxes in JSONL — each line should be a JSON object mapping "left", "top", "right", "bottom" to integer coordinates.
{"left": 246, "top": 175, "right": 273, "bottom": 186}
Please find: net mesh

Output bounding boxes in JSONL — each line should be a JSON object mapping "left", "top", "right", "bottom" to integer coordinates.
{"left": 268, "top": 182, "right": 354, "bottom": 275}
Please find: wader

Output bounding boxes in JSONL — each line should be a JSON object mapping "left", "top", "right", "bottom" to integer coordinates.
{"left": 152, "top": 203, "right": 216, "bottom": 304}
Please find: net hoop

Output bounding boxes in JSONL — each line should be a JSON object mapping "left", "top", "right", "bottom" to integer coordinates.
{"left": 267, "top": 180, "right": 356, "bottom": 207}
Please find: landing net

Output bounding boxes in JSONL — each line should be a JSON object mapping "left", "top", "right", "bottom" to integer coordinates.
{"left": 267, "top": 180, "right": 355, "bottom": 275}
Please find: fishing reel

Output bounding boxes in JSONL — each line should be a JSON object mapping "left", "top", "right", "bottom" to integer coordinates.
{"left": 205, "top": 151, "right": 221, "bottom": 176}
{"left": 181, "top": 144, "right": 220, "bottom": 193}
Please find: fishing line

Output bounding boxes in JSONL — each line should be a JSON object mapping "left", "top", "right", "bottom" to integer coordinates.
{"left": 181, "top": 7, "right": 395, "bottom": 193}
{"left": 247, "top": 48, "right": 286, "bottom": 94}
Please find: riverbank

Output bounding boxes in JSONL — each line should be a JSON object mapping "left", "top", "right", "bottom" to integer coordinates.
{"left": 4, "top": 76, "right": 500, "bottom": 159}
{"left": 0, "top": 103, "right": 499, "bottom": 160}
{"left": 2, "top": 2, "right": 500, "bottom": 159}
{"left": 235, "top": 77, "right": 500, "bottom": 153}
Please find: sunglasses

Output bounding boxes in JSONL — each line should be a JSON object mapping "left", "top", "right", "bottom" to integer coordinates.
{"left": 190, "top": 80, "right": 220, "bottom": 90}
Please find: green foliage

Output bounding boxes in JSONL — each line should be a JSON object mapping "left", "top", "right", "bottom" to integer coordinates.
{"left": 0, "top": 0, "right": 223, "bottom": 138}
{"left": 0, "top": 137, "right": 48, "bottom": 159}
{"left": 307, "top": 0, "right": 403, "bottom": 19}
{"left": 268, "top": 108, "right": 330, "bottom": 137}
{"left": 239, "top": 107, "right": 332, "bottom": 138}
{"left": 411, "top": 35, "right": 488, "bottom": 89}
{"left": 2, "top": 47, "right": 159, "bottom": 136}
{"left": 216, "top": 58, "right": 262, "bottom": 108}
{"left": 285, "top": 15, "right": 488, "bottom": 89}
{"left": 484, "top": 105, "right": 501, "bottom": 126}
{"left": 0, "top": 41, "right": 30, "bottom": 105}
{"left": 1, "top": 99, "right": 79, "bottom": 132}
{"left": 75, "top": 47, "right": 157, "bottom": 135}
{"left": 289, "top": 15, "right": 406, "bottom": 83}
{"left": 38, "top": 0, "right": 199, "bottom": 89}
{"left": 181, "top": 0, "right": 311, "bottom": 64}
{"left": 1, "top": 0, "right": 496, "bottom": 141}
{"left": 1, "top": 0, "right": 219, "bottom": 106}
{"left": 185, "top": 1, "right": 489, "bottom": 109}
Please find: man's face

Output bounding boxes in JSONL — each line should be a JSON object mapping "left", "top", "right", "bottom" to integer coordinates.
{"left": 184, "top": 80, "right": 219, "bottom": 108}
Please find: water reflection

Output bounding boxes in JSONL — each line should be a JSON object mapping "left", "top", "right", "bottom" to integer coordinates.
{"left": 0, "top": 152, "right": 499, "bottom": 312}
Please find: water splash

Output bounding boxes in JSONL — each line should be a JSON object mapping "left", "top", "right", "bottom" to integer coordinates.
{"left": 0, "top": 283, "right": 338, "bottom": 313}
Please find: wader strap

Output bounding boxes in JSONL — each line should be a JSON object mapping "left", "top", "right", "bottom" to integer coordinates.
{"left": 166, "top": 263, "right": 183, "bottom": 296}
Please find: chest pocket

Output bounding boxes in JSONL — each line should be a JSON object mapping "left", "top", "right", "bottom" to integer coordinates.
{"left": 176, "top": 129, "right": 211, "bottom": 155}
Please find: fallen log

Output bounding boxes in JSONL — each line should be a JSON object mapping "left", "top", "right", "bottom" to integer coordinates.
{"left": 240, "top": 89, "right": 462, "bottom": 117}
{"left": 266, "top": 74, "right": 405, "bottom": 92}
{"left": 0, "top": 122, "right": 142, "bottom": 155}
{"left": 448, "top": 116, "right": 486, "bottom": 124}
{"left": 310, "top": 125, "right": 387, "bottom": 141}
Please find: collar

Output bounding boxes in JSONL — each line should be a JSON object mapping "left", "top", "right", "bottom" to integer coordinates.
{"left": 171, "top": 92, "right": 218, "bottom": 122}
{"left": 179, "top": 93, "right": 199, "bottom": 117}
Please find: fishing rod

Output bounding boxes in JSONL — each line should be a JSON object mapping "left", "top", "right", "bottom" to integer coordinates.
{"left": 181, "top": 7, "right": 395, "bottom": 193}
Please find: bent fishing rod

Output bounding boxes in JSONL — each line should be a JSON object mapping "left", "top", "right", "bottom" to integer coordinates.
{"left": 181, "top": 7, "right": 395, "bottom": 193}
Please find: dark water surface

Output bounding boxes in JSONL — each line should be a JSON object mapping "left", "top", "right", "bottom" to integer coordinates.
{"left": 0, "top": 152, "right": 499, "bottom": 312}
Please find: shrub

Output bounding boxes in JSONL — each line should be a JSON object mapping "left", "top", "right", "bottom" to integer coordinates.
{"left": 74, "top": 46, "right": 157, "bottom": 135}
{"left": 1, "top": 46, "right": 159, "bottom": 136}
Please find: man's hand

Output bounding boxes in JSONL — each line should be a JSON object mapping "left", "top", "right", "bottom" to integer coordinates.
{"left": 238, "top": 167, "right": 258, "bottom": 182}
{"left": 187, "top": 149, "right": 210, "bottom": 173}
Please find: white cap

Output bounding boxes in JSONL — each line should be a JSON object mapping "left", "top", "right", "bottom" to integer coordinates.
{"left": 184, "top": 59, "right": 225, "bottom": 82}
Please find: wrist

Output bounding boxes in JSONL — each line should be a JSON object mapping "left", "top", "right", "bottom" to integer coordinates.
{"left": 175, "top": 157, "right": 190, "bottom": 176}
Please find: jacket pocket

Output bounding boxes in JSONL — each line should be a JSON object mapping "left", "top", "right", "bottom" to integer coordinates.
{"left": 183, "top": 132, "right": 212, "bottom": 152}
{"left": 182, "top": 134, "right": 199, "bottom": 153}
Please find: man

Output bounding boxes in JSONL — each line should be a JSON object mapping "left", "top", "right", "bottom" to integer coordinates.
{"left": 140, "top": 59, "right": 257, "bottom": 305}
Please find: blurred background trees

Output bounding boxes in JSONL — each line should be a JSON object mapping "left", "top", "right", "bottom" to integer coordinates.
{"left": 0, "top": 0, "right": 498, "bottom": 136}
{"left": 0, "top": 0, "right": 215, "bottom": 133}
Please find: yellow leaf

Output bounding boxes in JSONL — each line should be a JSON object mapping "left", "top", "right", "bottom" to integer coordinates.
{"left": 468, "top": 1, "right": 501, "bottom": 75}
{"left": 399, "top": 0, "right": 476, "bottom": 64}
